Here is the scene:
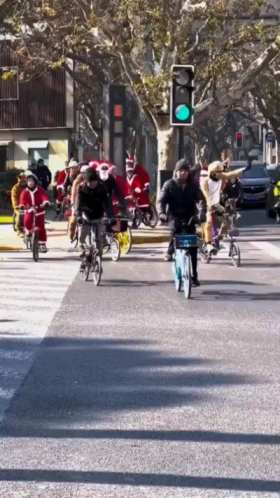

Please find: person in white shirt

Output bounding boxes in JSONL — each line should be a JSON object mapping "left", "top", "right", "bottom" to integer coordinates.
{"left": 201, "top": 160, "right": 247, "bottom": 253}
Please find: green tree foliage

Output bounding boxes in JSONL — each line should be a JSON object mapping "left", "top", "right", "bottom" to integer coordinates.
{"left": 2, "top": 0, "right": 280, "bottom": 168}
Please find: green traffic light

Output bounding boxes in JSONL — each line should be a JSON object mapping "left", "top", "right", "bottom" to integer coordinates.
{"left": 175, "top": 104, "right": 191, "bottom": 121}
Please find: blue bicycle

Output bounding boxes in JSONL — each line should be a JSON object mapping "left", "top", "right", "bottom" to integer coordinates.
{"left": 173, "top": 233, "right": 198, "bottom": 300}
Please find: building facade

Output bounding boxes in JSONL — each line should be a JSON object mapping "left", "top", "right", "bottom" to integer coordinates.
{"left": 0, "top": 43, "right": 74, "bottom": 175}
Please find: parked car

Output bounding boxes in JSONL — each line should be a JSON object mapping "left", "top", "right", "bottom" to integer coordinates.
{"left": 229, "top": 162, "right": 271, "bottom": 207}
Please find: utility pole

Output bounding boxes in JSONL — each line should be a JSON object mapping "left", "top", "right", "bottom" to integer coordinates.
{"left": 103, "top": 85, "right": 127, "bottom": 175}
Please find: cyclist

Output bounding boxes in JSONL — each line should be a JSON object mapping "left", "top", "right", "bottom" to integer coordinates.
{"left": 55, "top": 160, "right": 69, "bottom": 214}
{"left": 273, "top": 179, "right": 280, "bottom": 222}
{"left": 109, "top": 164, "right": 129, "bottom": 216}
{"left": 11, "top": 172, "right": 27, "bottom": 237}
{"left": 56, "top": 159, "right": 80, "bottom": 212}
{"left": 19, "top": 172, "right": 50, "bottom": 252}
{"left": 97, "top": 162, "right": 127, "bottom": 214}
{"left": 125, "top": 161, "right": 152, "bottom": 227}
{"left": 201, "top": 160, "right": 248, "bottom": 253}
{"left": 76, "top": 169, "right": 113, "bottom": 254}
{"left": 125, "top": 156, "right": 150, "bottom": 192}
{"left": 158, "top": 159, "right": 201, "bottom": 286}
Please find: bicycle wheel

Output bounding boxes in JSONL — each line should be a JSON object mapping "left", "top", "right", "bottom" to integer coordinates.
{"left": 230, "top": 241, "right": 241, "bottom": 267}
{"left": 182, "top": 253, "right": 192, "bottom": 299}
{"left": 134, "top": 209, "right": 142, "bottom": 228}
{"left": 83, "top": 262, "right": 91, "bottom": 281}
{"left": 32, "top": 233, "right": 39, "bottom": 262}
{"left": 110, "top": 237, "right": 121, "bottom": 262}
{"left": 143, "top": 205, "right": 159, "bottom": 228}
{"left": 199, "top": 240, "right": 211, "bottom": 264}
{"left": 92, "top": 255, "right": 102, "bottom": 286}
{"left": 173, "top": 258, "right": 182, "bottom": 292}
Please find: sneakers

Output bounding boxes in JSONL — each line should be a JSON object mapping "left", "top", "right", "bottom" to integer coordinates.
{"left": 163, "top": 253, "right": 173, "bottom": 262}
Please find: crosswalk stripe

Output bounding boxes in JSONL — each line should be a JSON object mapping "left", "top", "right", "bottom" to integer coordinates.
{"left": 250, "top": 241, "right": 280, "bottom": 260}
{"left": 0, "top": 252, "right": 78, "bottom": 423}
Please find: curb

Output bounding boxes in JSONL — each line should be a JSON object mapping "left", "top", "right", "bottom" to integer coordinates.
{"left": 0, "top": 245, "right": 22, "bottom": 251}
{"left": 0, "top": 236, "right": 169, "bottom": 252}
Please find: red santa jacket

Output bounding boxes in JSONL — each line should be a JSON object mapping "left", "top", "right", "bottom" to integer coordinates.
{"left": 56, "top": 169, "right": 69, "bottom": 191}
{"left": 19, "top": 186, "right": 49, "bottom": 215}
{"left": 134, "top": 164, "right": 150, "bottom": 189}
{"left": 126, "top": 173, "right": 150, "bottom": 208}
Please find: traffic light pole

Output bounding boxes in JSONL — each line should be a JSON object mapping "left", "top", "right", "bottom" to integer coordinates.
{"left": 178, "top": 127, "right": 184, "bottom": 159}
{"left": 103, "top": 84, "right": 127, "bottom": 175}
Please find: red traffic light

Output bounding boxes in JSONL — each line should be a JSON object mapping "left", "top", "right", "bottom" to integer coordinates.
{"left": 114, "top": 105, "right": 123, "bottom": 118}
{"left": 235, "top": 132, "right": 243, "bottom": 147}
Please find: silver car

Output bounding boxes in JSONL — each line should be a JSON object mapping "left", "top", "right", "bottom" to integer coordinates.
{"left": 230, "top": 162, "right": 271, "bottom": 206}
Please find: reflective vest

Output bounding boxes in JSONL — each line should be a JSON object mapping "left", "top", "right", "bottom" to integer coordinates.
{"left": 273, "top": 182, "right": 280, "bottom": 197}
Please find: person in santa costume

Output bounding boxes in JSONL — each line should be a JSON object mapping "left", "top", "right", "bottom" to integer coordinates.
{"left": 19, "top": 172, "right": 50, "bottom": 252}
{"left": 109, "top": 164, "right": 129, "bottom": 216}
{"left": 125, "top": 156, "right": 150, "bottom": 192}
{"left": 56, "top": 159, "right": 80, "bottom": 214}
{"left": 125, "top": 162, "right": 150, "bottom": 209}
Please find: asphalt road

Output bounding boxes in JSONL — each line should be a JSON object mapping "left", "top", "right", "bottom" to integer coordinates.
{"left": 0, "top": 209, "right": 280, "bottom": 498}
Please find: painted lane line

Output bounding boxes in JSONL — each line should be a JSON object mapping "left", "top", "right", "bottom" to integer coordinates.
{"left": 250, "top": 241, "right": 280, "bottom": 260}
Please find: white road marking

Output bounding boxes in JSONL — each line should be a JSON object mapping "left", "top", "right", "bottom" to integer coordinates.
{"left": 0, "top": 250, "right": 78, "bottom": 422}
{"left": 250, "top": 241, "right": 280, "bottom": 260}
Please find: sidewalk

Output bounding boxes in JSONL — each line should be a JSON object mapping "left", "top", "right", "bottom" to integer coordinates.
{"left": 0, "top": 220, "right": 170, "bottom": 252}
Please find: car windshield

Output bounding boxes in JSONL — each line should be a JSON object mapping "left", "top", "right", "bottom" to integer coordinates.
{"left": 231, "top": 165, "right": 269, "bottom": 179}
{"left": 243, "top": 165, "right": 269, "bottom": 178}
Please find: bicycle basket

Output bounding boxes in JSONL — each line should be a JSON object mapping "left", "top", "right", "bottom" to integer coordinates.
{"left": 174, "top": 234, "right": 197, "bottom": 249}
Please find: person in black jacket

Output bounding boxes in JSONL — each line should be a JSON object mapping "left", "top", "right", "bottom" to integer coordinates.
{"left": 77, "top": 169, "right": 113, "bottom": 252}
{"left": 158, "top": 158, "right": 200, "bottom": 286}
{"left": 97, "top": 162, "right": 127, "bottom": 214}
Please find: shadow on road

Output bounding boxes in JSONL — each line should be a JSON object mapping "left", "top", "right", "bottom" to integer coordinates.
{"left": 0, "top": 337, "right": 256, "bottom": 429}
{"left": 0, "top": 469, "right": 279, "bottom": 493}
{"left": 200, "top": 290, "right": 280, "bottom": 301}
{"left": 1, "top": 427, "right": 279, "bottom": 445}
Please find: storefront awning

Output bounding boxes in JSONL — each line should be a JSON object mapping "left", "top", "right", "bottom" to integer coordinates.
{"left": 27, "top": 140, "right": 49, "bottom": 149}
{"left": 0, "top": 140, "right": 13, "bottom": 147}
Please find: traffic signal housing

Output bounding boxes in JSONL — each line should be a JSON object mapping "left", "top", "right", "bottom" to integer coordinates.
{"left": 235, "top": 132, "right": 243, "bottom": 148}
{"left": 170, "top": 65, "right": 194, "bottom": 126}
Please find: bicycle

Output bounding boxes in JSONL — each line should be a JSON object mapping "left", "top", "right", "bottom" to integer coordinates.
{"left": 79, "top": 216, "right": 103, "bottom": 285}
{"left": 199, "top": 202, "right": 241, "bottom": 267}
{"left": 172, "top": 219, "right": 198, "bottom": 300}
{"left": 19, "top": 207, "right": 46, "bottom": 262}
{"left": 128, "top": 197, "right": 158, "bottom": 229}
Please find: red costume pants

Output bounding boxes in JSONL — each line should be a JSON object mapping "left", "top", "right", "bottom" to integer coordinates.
{"left": 24, "top": 212, "right": 47, "bottom": 243}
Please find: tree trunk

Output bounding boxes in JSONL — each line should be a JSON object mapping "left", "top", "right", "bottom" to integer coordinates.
{"left": 156, "top": 126, "right": 175, "bottom": 195}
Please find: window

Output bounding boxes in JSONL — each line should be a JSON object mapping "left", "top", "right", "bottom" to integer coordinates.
{"left": 0, "top": 66, "right": 19, "bottom": 101}
{"left": 0, "top": 146, "right": 7, "bottom": 172}
{"left": 28, "top": 148, "right": 49, "bottom": 167}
